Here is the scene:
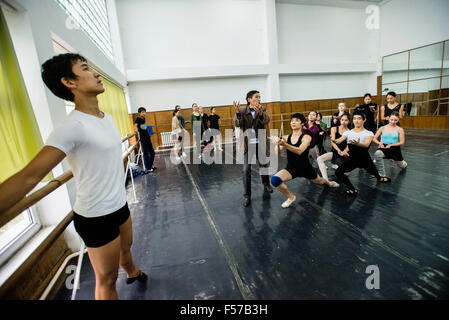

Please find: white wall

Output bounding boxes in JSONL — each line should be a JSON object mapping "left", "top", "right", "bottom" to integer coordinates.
{"left": 276, "top": 2, "right": 378, "bottom": 102}
{"left": 280, "top": 73, "right": 376, "bottom": 101}
{"left": 129, "top": 76, "right": 268, "bottom": 111}
{"left": 118, "top": 0, "right": 382, "bottom": 111}
{"left": 116, "top": 0, "right": 268, "bottom": 70}
{"left": 277, "top": 3, "right": 378, "bottom": 65}
{"left": 380, "top": 0, "right": 449, "bottom": 57}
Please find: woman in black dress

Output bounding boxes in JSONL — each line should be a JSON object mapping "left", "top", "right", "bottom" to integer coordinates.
{"left": 354, "top": 93, "right": 378, "bottom": 132}
{"left": 381, "top": 91, "right": 404, "bottom": 126}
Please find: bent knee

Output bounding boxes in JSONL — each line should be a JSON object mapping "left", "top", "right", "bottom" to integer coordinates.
{"left": 270, "top": 175, "right": 283, "bottom": 188}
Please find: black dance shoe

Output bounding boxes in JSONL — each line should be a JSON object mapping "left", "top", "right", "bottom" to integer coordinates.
{"left": 126, "top": 271, "right": 148, "bottom": 284}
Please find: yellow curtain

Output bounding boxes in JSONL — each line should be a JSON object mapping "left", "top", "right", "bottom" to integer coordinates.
{"left": 0, "top": 9, "right": 45, "bottom": 183}
{"left": 97, "top": 76, "right": 132, "bottom": 138}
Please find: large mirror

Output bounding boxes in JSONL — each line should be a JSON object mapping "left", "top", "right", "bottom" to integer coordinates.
{"left": 443, "top": 40, "right": 449, "bottom": 76}
{"left": 408, "top": 78, "right": 441, "bottom": 116}
{"left": 382, "top": 51, "right": 409, "bottom": 84}
{"left": 409, "top": 42, "right": 443, "bottom": 81}
{"left": 382, "top": 39, "right": 448, "bottom": 116}
{"left": 440, "top": 76, "right": 449, "bottom": 115}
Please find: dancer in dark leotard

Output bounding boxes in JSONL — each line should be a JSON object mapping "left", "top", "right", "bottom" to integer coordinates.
{"left": 354, "top": 93, "right": 378, "bottom": 132}
{"left": 316, "top": 113, "right": 350, "bottom": 182}
{"left": 381, "top": 91, "right": 404, "bottom": 126}
{"left": 332, "top": 111, "right": 391, "bottom": 195}
{"left": 373, "top": 111, "right": 407, "bottom": 176}
{"left": 270, "top": 113, "right": 338, "bottom": 208}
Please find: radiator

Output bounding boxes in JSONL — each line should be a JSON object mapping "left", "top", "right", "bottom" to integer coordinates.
{"left": 160, "top": 132, "right": 175, "bottom": 147}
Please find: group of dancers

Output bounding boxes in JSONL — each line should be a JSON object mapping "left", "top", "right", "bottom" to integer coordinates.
{"left": 268, "top": 92, "right": 408, "bottom": 207}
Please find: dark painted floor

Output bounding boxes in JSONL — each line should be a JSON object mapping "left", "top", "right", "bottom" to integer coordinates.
{"left": 54, "top": 129, "right": 449, "bottom": 300}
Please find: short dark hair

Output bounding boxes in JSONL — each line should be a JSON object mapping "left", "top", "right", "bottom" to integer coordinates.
{"left": 138, "top": 107, "right": 146, "bottom": 113}
{"left": 41, "top": 53, "right": 87, "bottom": 102}
{"left": 291, "top": 113, "right": 306, "bottom": 124}
{"left": 387, "top": 91, "right": 397, "bottom": 98}
{"left": 175, "top": 105, "right": 181, "bottom": 110}
{"left": 353, "top": 110, "right": 366, "bottom": 120}
{"left": 211, "top": 107, "right": 216, "bottom": 111}
{"left": 246, "top": 90, "right": 259, "bottom": 105}
{"left": 364, "top": 93, "right": 372, "bottom": 99}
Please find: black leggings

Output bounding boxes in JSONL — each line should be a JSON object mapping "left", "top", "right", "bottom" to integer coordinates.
{"left": 335, "top": 154, "right": 381, "bottom": 191}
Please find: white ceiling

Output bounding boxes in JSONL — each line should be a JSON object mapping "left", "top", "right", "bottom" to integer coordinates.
{"left": 276, "top": 0, "right": 390, "bottom": 9}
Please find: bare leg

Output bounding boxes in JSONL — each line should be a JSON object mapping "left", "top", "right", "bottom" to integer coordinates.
{"left": 273, "top": 169, "right": 294, "bottom": 200}
{"left": 87, "top": 236, "right": 121, "bottom": 300}
{"left": 118, "top": 216, "right": 141, "bottom": 278}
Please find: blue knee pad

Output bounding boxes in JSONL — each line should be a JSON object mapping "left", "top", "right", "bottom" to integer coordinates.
{"left": 271, "top": 176, "right": 283, "bottom": 188}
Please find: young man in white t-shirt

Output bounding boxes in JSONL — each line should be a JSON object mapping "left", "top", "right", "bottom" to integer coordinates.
{"left": 0, "top": 53, "right": 146, "bottom": 299}
{"left": 331, "top": 111, "right": 391, "bottom": 195}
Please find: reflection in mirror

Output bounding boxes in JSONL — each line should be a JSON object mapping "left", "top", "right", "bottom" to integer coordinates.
{"left": 440, "top": 76, "right": 449, "bottom": 115}
{"left": 382, "top": 51, "right": 409, "bottom": 84}
{"left": 409, "top": 42, "right": 443, "bottom": 81}
{"left": 381, "top": 82, "right": 407, "bottom": 106}
{"left": 443, "top": 40, "right": 449, "bottom": 76}
{"left": 408, "top": 78, "right": 441, "bottom": 116}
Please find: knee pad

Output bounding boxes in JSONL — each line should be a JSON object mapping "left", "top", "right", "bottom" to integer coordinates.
{"left": 270, "top": 176, "right": 283, "bottom": 188}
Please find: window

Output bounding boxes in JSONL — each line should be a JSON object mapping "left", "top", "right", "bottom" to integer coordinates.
{"left": 0, "top": 209, "right": 41, "bottom": 266}
{"left": 55, "top": 0, "right": 114, "bottom": 61}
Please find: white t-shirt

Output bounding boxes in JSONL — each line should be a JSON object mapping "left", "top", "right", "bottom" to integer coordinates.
{"left": 342, "top": 129, "right": 374, "bottom": 143}
{"left": 45, "top": 110, "right": 126, "bottom": 218}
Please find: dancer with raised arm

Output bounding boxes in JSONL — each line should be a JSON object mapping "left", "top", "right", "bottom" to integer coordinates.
{"left": 270, "top": 113, "right": 339, "bottom": 208}
{"left": 233, "top": 90, "right": 273, "bottom": 207}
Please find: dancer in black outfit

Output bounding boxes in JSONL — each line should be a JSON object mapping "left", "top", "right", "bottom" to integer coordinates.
{"left": 381, "top": 91, "right": 404, "bottom": 126}
{"left": 332, "top": 111, "right": 390, "bottom": 195}
{"left": 134, "top": 107, "right": 156, "bottom": 172}
{"left": 354, "top": 93, "right": 378, "bottom": 132}
{"left": 270, "top": 113, "right": 338, "bottom": 208}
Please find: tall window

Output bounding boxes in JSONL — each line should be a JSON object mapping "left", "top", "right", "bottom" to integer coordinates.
{"left": 55, "top": 0, "right": 114, "bottom": 61}
{"left": 0, "top": 9, "right": 43, "bottom": 266}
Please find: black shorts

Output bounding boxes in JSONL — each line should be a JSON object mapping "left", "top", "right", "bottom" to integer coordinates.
{"left": 286, "top": 162, "right": 318, "bottom": 180}
{"left": 73, "top": 203, "right": 130, "bottom": 248}
{"left": 378, "top": 146, "right": 403, "bottom": 161}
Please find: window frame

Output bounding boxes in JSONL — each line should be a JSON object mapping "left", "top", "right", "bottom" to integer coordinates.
{"left": 0, "top": 207, "right": 41, "bottom": 267}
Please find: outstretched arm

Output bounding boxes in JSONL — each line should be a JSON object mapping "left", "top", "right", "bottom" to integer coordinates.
{"left": 0, "top": 146, "right": 66, "bottom": 214}
{"left": 280, "top": 135, "right": 311, "bottom": 156}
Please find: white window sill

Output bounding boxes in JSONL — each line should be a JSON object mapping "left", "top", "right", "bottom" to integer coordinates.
{"left": 0, "top": 225, "right": 56, "bottom": 289}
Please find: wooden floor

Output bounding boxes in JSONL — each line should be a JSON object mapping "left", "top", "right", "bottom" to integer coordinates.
{"left": 55, "top": 128, "right": 449, "bottom": 300}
